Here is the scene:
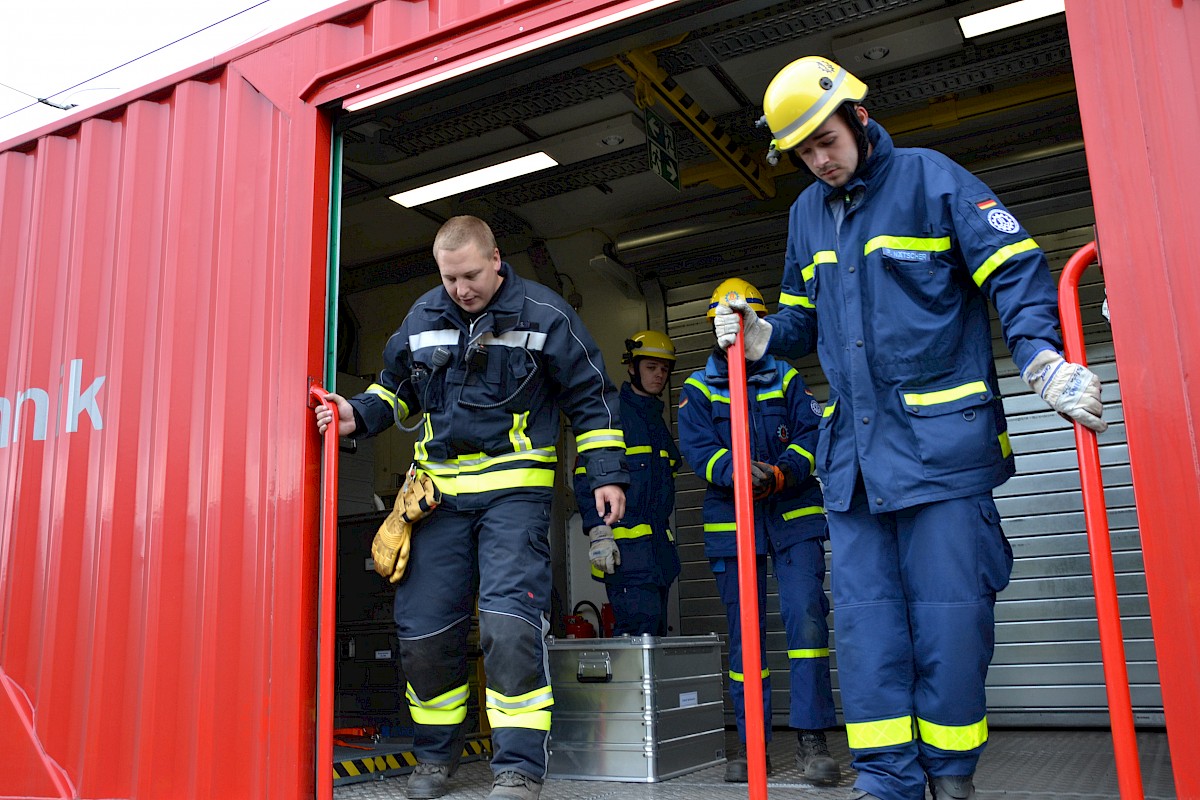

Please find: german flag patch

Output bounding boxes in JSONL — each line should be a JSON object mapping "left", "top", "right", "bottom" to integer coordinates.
{"left": 976, "top": 199, "right": 998, "bottom": 210}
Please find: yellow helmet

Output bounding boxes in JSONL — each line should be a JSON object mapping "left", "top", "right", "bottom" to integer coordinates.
{"left": 763, "top": 56, "right": 867, "bottom": 154}
{"left": 708, "top": 278, "right": 768, "bottom": 319}
{"left": 623, "top": 330, "right": 676, "bottom": 364}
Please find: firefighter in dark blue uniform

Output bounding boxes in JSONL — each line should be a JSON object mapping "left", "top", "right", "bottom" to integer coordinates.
{"left": 573, "top": 331, "right": 682, "bottom": 637}
{"left": 678, "top": 279, "right": 841, "bottom": 787}
{"left": 714, "top": 58, "right": 1108, "bottom": 800}
{"left": 316, "top": 216, "right": 627, "bottom": 800}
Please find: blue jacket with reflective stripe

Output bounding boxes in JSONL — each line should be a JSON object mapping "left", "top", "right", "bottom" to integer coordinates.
{"left": 574, "top": 382, "right": 681, "bottom": 587}
{"left": 677, "top": 351, "right": 826, "bottom": 558}
{"left": 767, "top": 121, "right": 1061, "bottom": 513}
{"left": 348, "top": 262, "right": 628, "bottom": 511}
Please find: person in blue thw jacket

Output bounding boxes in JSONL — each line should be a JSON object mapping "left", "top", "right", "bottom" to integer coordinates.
{"left": 678, "top": 278, "right": 841, "bottom": 787}
{"left": 714, "top": 57, "right": 1107, "bottom": 800}
{"left": 573, "top": 330, "right": 682, "bottom": 637}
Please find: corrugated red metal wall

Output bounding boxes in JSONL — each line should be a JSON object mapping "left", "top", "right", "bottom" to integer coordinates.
{"left": 1066, "top": 1, "right": 1200, "bottom": 796}
{"left": 0, "top": 1, "right": 674, "bottom": 797}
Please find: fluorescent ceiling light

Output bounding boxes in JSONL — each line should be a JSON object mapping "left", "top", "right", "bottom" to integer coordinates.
{"left": 346, "top": 0, "right": 681, "bottom": 111}
{"left": 389, "top": 152, "right": 558, "bottom": 207}
{"left": 958, "top": 0, "right": 1065, "bottom": 38}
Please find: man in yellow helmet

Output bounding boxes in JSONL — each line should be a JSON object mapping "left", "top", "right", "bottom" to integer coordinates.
{"left": 679, "top": 279, "right": 841, "bottom": 786}
{"left": 573, "top": 331, "right": 682, "bottom": 636}
{"left": 712, "top": 57, "right": 1107, "bottom": 800}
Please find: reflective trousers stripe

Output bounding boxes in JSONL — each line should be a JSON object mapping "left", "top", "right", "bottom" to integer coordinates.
{"left": 917, "top": 715, "right": 988, "bottom": 752}
{"left": 846, "top": 715, "right": 916, "bottom": 749}
{"left": 787, "top": 648, "right": 830, "bottom": 659}
{"left": 729, "top": 668, "right": 769, "bottom": 681}
{"left": 486, "top": 686, "right": 554, "bottom": 731}
{"left": 406, "top": 682, "right": 468, "bottom": 726}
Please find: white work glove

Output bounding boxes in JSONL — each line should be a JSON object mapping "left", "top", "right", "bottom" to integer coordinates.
{"left": 713, "top": 297, "right": 772, "bottom": 361}
{"left": 1022, "top": 350, "right": 1107, "bottom": 433}
{"left": 587, "top": 525, "right": 621, "bottom": 575}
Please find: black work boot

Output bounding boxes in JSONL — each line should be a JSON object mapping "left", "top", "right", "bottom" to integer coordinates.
{"left": 723, "top": 746, "right": 773, "bottom": 782}
{"left": 406, "top": 763, "right": 452, "bottom": 799}
{"left": 796, "top": 729, "right": 841, "bottom": 785}
{"left": 487, "top": 770, "right": 543, "bottom": 800}
{"left": 406, "top": 726, "right": 466, "bottom": 799}
{"left": 929, "top": 773, "right": 977, "bottom": 799}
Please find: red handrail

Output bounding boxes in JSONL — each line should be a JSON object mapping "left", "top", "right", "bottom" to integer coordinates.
{"left": 1058, "top": 242, "right": 1144, "bottom": 799}
{"left": 309, "top": 385, "right": 340, "bottom": 800}
{"left": 727, "top": 322, "right": 769, "bottom": 800}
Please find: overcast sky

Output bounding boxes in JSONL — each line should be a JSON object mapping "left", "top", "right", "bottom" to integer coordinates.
{"left": 0, "top": 0, "right": 339, "bottom": 145}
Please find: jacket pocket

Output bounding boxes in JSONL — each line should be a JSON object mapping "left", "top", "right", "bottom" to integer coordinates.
{"left": 898, "top": 380, "right": 999, "bottom": 476}
{"left": 977, "top": 497, "right": 1013, "bottom": 596}
{"left": 815, "top": 398, "right": 837, "bottom": 474}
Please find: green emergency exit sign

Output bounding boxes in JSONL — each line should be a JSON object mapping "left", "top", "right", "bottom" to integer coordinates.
{"left": 645, "top": 108, "right": 679, "bottom": 191}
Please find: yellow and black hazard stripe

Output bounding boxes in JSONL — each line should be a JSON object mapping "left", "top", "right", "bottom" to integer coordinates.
{"left": 333, "top": 737, "right": 492, "bottom": 784}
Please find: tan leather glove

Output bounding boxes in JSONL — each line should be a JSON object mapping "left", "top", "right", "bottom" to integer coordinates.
{"left": 372, "top": 470, "right": 441, "bottom": 583}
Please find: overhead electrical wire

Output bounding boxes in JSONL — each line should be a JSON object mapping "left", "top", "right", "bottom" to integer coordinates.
{"left": 0, "top": 0, "right": 274, "bottom": 125}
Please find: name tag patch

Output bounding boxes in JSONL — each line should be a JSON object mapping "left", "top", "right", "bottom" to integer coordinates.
{"left": 881, "top": 248, "right": 930, "bottom": 262}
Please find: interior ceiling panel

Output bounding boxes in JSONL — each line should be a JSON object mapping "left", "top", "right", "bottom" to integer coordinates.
{"left": 337, "top": 0, "right": 1085, "bottom": 292}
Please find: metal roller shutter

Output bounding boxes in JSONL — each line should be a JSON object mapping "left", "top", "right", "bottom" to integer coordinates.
{"left": 645, "top": 153, "right": 1160, "bottom": 728}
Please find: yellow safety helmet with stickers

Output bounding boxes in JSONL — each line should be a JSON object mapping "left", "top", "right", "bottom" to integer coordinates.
{"left": 708, "top": 278, "right": 768, "bottom": 319}
{"left": 623, "top": 330, "right": 676, "bottom": 364}
{"left": 763, "top": 56, "right": 868, "bottom": 155}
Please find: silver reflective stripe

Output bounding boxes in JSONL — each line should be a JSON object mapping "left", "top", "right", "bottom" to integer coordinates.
{"left": 409, "top": 330, "right": 460, "bottom": 350}
{"left": 478, "top": 330, "right": 548, "bottom": 351}
{"left": 773, "top": 69, "right": 847, "bottom": 142}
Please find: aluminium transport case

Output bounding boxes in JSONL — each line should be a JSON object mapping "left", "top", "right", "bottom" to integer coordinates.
{"left": 546, "top": 633, "right": 726, "bottom": 782}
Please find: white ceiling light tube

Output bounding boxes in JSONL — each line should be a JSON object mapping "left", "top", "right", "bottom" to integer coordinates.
{"left": 958, "top": 0, "right": 1065, "bottom": 38}
{"left": 346, "top": 0, "right": 681, "bottom": 111}
{"left": 390, "top": 152, "right": 558, "bottom": 207}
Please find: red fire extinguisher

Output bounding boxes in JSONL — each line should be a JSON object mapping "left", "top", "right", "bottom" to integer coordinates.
{"left": 600, "top": 602, "right": 616, "bottom": 638}
{"left": 564, "top": 601, "right": 601, "bottom": 638}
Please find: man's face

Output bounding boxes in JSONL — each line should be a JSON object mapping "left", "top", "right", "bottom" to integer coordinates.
{"left": 631, "top": 357, "right": 672, "bottom": 396}
{"left": 795, "top": 105, "right": 869, "bottom": 188}
{"left": 435, "top": 243, "right": 503, "bottom": 313}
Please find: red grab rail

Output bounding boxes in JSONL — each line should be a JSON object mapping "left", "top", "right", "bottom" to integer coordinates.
{"left": 727, "top": 322, "right": 769, "bottom": 800}
{"left": 1058, "top": 242, "right": 1144, "bottom": 799}
{"left": 309, "top": 385, "right": 341, "bottom": 800}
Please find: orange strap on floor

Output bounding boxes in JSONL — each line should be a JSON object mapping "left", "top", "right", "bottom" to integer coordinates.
{"left": 1058, "top": 242, "right": 1143, "bottom": 800}
{"left": 728, "top": 321, "right": 769, "bottom": 800}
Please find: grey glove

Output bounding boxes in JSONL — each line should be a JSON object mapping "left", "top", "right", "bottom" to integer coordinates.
{"left": 1022, "top": 350, "right": 1107, "bottom": 433}
{"left": 588, "top": 525, "right": 621, "bottom": 575}
{"left": 713, "top": 296, "right": 772, "bottom": 360}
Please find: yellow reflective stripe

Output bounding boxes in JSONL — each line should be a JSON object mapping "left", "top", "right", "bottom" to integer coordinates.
{"left": 591, "top": 564, "right": 604, "bottom": 579}
{"left": 576, "top": 428, "right": 626, "bottom": 452}
{"left": 864, "top": 235, "right": 952, "bottom": 256}
{"left": 998, "top": 431, "right": 1012, "bottom": 458}
{"left": 782, "top": 368, "right": 797, "bottom": 391}
{"left": 685, "top": 376, "right": 712, "bottom": 399}
{"left": 406, "top": 683, "right": 469, "bottom": 726}
{"left": 613, "top": 523, "right": 652, "bottom": 540}
{"left": 822, "top": 400, "right": 837, "bottom": 418}
{"left": 787, "top": 648, "right": 829, "bottom": 659}
{"left": 414, "top": 414, "right": 433, "bottom": 460}
{"left": 729, "top": 668, "right": 770, "bottom": 682}
{"left": 667, "top": 528, "right": 675, "bottom": 542}
{"left": 902, "top": 381, "right": 989, "bottom": 407}
{"left": 574, "top": 465, "right": 586, "bottom": 475}
{"left": 427, "top": 467, "right": 555, "bottom": 496}
{"left": 626, "top": 445, "right": 653, "bottom": 455}
{"left": 704, "top": 522, "right": 737, "bottom": 532}
{"left": 782, "top": 505, "right": 824, "bottom": 521}
{"left": 508, "top": 412, "right": 532, "bottom": 452}
{"left": 705, "top": 449, "right": 729, "bottom": 483}
{"left": 757, "top": 389, "right": 784, "bottom": 401}
{"left": 787, "top": 443, "right": 816, "bottom": 475}
{"left": 487, "top": 686, "right": 554, "bottom": 728}
{"left": 917, "top": 716, "right": 988, "bottom": 752}
{"left": 779, "top": 291, "right": 815, "bottom": 309}
{"left": 846, "top": 716, "right": 916, "bottom": 749}
{"left": 487, "top": 708, "right": 551, "bottom": 731}
{"left": 366, "top": 383, "right": 397, "bottom": 410}
{"left": 972, "top": 237, "right": 1038, "bottom": 286}
{"left": 421, "top": 450, "right": 557, "bottom": 495}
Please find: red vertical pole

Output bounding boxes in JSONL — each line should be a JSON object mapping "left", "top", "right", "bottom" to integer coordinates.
{"left": 309, "top": 385, "right": 340, "bottom": 800}
{"left": 727, "top": 317, "right": 769, "bottom": 800}
{"left": 1058, "top": 243, "right": 1144, "bottom": 800}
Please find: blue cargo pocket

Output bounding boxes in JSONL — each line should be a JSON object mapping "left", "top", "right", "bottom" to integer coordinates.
{"left": 977, "top": 497, "right": 1013, "bottom": 596}
{"left": 898, "top": 381, "right": 998, "bottom": 476}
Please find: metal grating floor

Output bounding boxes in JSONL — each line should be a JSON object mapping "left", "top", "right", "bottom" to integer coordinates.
{"left": 334, "top": 728, "right": 1177, "bottom": 799}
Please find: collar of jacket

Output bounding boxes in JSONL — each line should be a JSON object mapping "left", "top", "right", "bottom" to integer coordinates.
{"left": 820, "top": 118, "right": 894, "bottom": 202}
{"left": 703, "top": 349, "right": 778, "bottom": 387}
{"left": 422, "top": 261, "right": 526, "bottom": 333}
{"left": 621, "top": 380, "right": 664, "bottom": 414}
